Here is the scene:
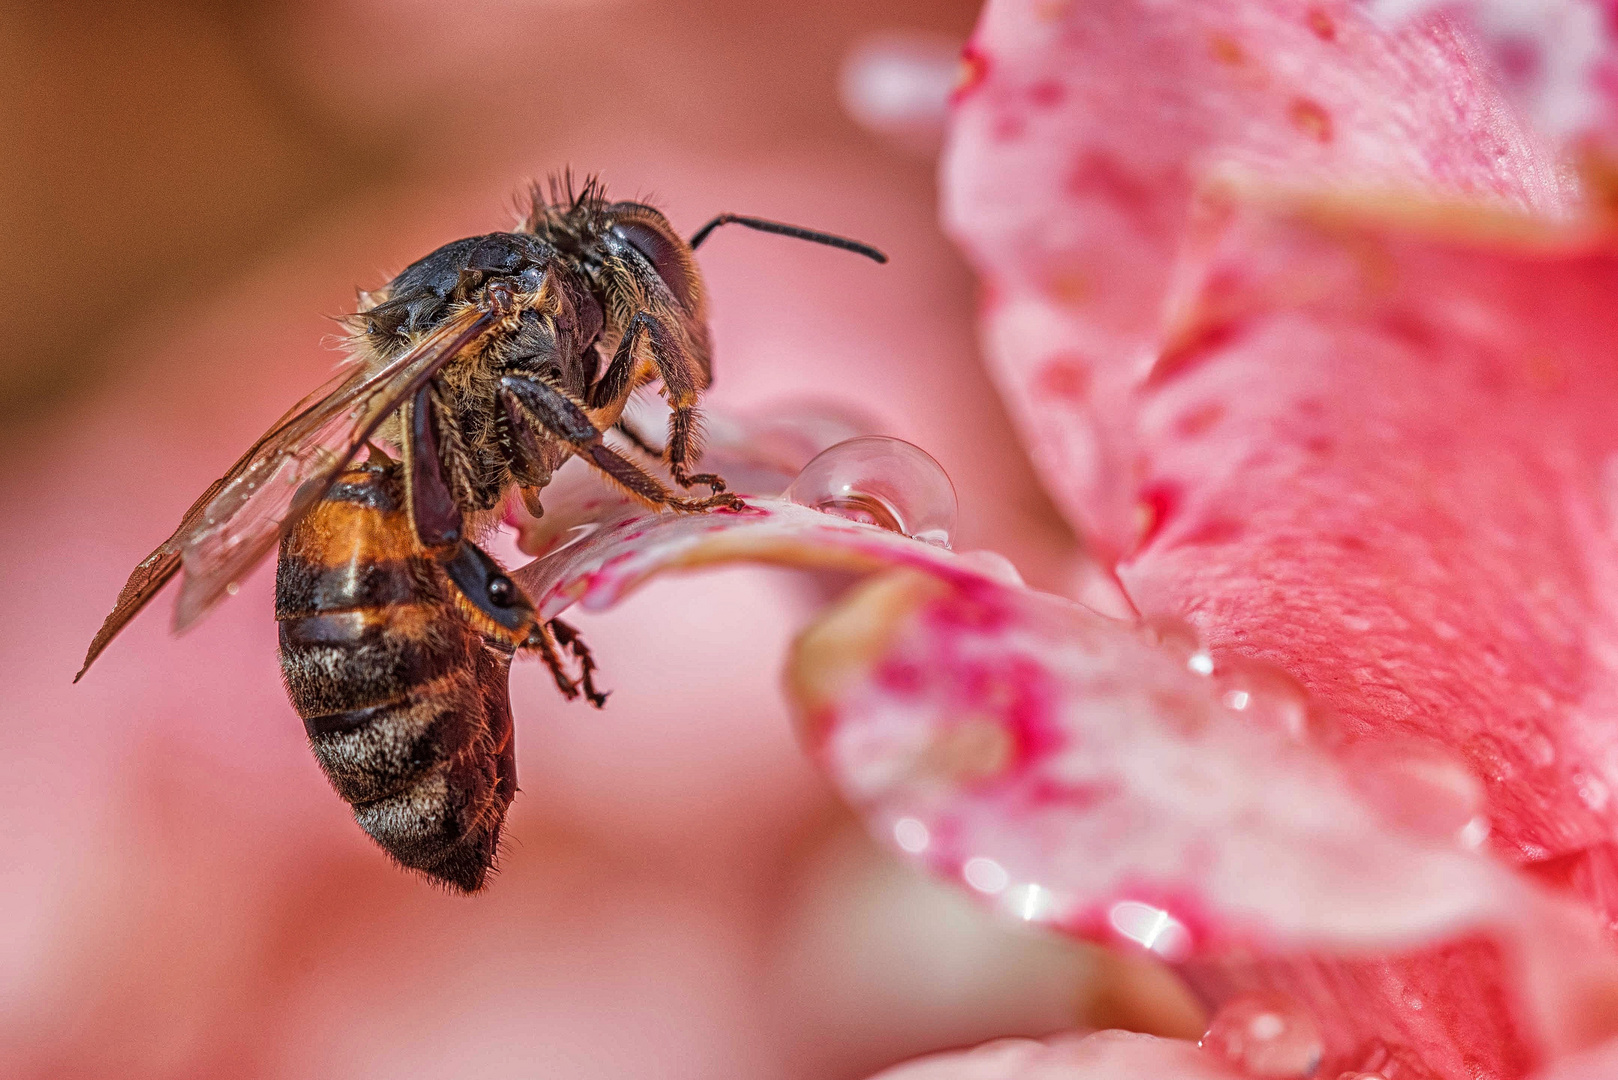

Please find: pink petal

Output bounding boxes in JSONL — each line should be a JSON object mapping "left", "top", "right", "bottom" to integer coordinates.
{"left": 944, "top": 0, "right": 1578, "bottom": 556}
{"left": 1120, "top": 200, "right": 1618, "bottom": 885}
{"left": 506, "top": 485, "right": 1618, "bottom": 1077}
{"left": 1372, "top": 0, "right": 1618, "bottom": 153}
{"left": 1534, "top": 1033, "right": 1618, "bottom": 1080}
{"left": 863, "top": 1032, "right": 1240, "bottom": 1080}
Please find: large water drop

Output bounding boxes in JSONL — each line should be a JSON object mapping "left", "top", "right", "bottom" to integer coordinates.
{"left": 784, "top": 436, "right": 957, "bottom": 546}
{"left": 1200, "top": 993, "right": 1324, "bottom": 1078}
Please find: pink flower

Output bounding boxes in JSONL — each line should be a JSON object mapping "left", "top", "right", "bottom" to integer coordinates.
{"left": 481, "top": 2, "right": 1618, "bottom": 1078}
{"left": 16, "top": 1, "right": 1618, "bottom": 1076}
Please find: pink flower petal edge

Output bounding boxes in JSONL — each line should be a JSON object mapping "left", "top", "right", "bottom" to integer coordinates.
{"left": 506, "top": 484, "right": 1618, "bottom": 1077}
{"left": 862, "top": 1031, "right": 1243, "bottom": 1080}
{"left": 1372, "top": 0, "right": 1618, "bottom": 153}
{"left": 943, "top": 0, "right": 1579, "bottom": 559}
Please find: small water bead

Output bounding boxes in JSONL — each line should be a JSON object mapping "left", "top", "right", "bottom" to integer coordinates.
{"left": 1107, "top": 900, "right": 1192, "bottom": 959}
{"left": 1213, "top": 658, "right": 1312, "bottom": 741}
{"left": 784, "top": 436, "right": 956, "bottom": 546}
{"left": 1200, "top": 993, "right": 1324, "bottom": 1079}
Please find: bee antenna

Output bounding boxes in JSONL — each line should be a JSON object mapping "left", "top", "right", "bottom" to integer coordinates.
{"left": 688, "top": 214, "right": 888, "bottom": 264}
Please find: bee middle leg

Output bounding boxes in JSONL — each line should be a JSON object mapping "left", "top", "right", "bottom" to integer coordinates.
{"left": 500, "top": 373, "right": 743, "bottom": 512}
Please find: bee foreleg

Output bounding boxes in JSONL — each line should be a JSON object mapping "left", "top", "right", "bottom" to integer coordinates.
{"left": 602, "top": 310, "right": 725, "bottom": 495}
{"left": 499, "top": 374, "right": 744, "bottom": 512}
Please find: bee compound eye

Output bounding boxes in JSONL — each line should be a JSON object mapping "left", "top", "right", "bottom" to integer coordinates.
{"left": 611, "top": 221, "right": 694, "bottom": 312}
{"left": 486, "top": 576, "right": 516, "bottom": 607}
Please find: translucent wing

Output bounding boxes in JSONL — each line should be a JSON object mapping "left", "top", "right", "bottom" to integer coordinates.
{"left": 76, "top": 303, "right": 498, "bottom": 681}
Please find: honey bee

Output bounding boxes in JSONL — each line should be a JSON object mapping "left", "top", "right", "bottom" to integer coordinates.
{"left": 278, "top": 455, "right": 601, "bottom": 890}
{"left": 74, "top": 174, "right": 884, "bottom": 888}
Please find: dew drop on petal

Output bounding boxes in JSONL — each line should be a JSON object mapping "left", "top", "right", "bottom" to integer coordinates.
{"left": 785, "top": 436, "right": 957, "bottom": 546}
{"left": 1213, "top": 658, "right": 1312, "bottom": 740}
{"left": 1143, "top": 615, "right": 1205, "bottom": 664}
{"left": 1107, "top": 900, "right": 1192, "bottom": 959}
{"left": 1001, "top": 881, "right": 1058, "bottom": 922}
{"left": 893, "top": 816, "right": 931, "bottom": 853}
{"left": 962, "top": 855, "right": 1010, "bottom": 894}
{"left": 1200, "top": 993, "right": 1324, "bottom": 1078}
{"left": 1349, "top": 744, "right": 1487, "bottom": 844}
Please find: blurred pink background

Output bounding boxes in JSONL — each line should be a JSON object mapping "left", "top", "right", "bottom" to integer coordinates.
{"left": 0, "top": 1, "right": 1198, "bottom": 1076}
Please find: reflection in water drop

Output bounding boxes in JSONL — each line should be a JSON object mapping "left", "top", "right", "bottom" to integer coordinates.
{"left": 962, "top": 856, "right": 1009, "bottom": 894}
{"left": 893, "top": 817, "right": 931, "bottom": 853}
{"left": 1001, "top": 882, "right": 1058, "bottom": 922}
{"left": 1200, "top": 993, "right": 1324, "bottom": 1079}
{"left": 784, "top": 436, "right": 957, "bottom": 546}
{"left": 1107, "top": 900, "right": 1191, "bottom": 959}
{"left": 1213, "top": 658, "right": 1312, "bottom": 740}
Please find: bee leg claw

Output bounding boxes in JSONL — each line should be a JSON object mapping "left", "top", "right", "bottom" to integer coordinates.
{"left": 670, "top": 491, "right": 747, "bottom": 513}
{"left": 669, "top": 466, "right": 727, "bottom": 494}
{"left": 549, "top": 617, "right": 608, "bottom": 708}
{"left": 529, "top": 622, "right": 581, "bottom": 701}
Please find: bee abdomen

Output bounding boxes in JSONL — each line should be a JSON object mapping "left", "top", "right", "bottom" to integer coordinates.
{"left": 277, "top": 607, "right": 459, "bottom": 717}
{"left": 301, "top": 675, "right": 472, "bottom": 803}
{"left": 274, "top": 555, "right": 436, "bottom": 619}
{"left": 349, "top": 649, "right": 518, "bottom": 892}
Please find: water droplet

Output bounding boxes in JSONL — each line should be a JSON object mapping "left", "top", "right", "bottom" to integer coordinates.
{"left": 1107, "top": 900, "right": 1192, "bottom": 959}
{"left": 962, "top": 856, "right": 1009, "bottom": 894}
{"left": 784, "top": 436, "right": 956, "bottom": 546}
{"left": 1143, "top": 616, "right": 1203, "bottom": 664}
{"left": 1576, "top": 772, "right": 1610, "bottom": 811}
{"left": 1349, "top": 745, "right": 1485, "bottom": 843}
{"left": 1002, "top": 882, "right": 1058, "bottom": 922}
{"left": 1200, "top": 993, "right": 1324, "bottom": 1078}
{"left": 1457, "top": 814, "right": 1491, "bottom": 850}
{"left": 1188, "top": 651, "right": 1215, "bottom": 676}
{"left": 1213, "top": 659, "right": 1311, "bottom": 740}
{"left": 225, "top": 582, "right": 240, "bottom": 596}
{"left": 893, "top": 817, "right": 930, "bottom": 853}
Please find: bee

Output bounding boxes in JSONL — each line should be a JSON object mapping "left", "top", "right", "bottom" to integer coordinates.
{"left": 73, "top": 174, "right": 884, "bottom": 888}
{"left": 277, "top": 454, "right": 599, "bottom": 890}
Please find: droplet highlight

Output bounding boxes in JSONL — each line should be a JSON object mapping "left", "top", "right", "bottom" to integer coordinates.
{"left": 1107, "top": 900, "right": 1191, "bottom": 959}
{"left": 785, "top": 436, "right": 957, "bottom": 546}
{"left": 1200, "top": 993, "right": 1324, "bottom": 1078}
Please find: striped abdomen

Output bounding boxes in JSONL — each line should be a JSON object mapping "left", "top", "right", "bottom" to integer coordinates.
{"left": 275, "top": 463, "right": 516, "bottom": 892}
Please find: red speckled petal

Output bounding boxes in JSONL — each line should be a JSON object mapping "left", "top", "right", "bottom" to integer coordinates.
{"left": 944, "top": 0, "right": 1579, "bottom": 556}
{"left": 1373, "top": 0, "right": 1618, "bottom": 154}
{"left": 790, "top": 557, "right": 1618, "bottom": 1079}
{"left": 1121, "top": 200, "right": 1618, "bottom": 895}
{"left": 863, "top": 1032, "right": 1241, "bottom": 1080}
{"left": 504, "top": 480, "right": 1618, "bottom": 1078}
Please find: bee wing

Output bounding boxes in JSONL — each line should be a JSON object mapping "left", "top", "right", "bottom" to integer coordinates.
{"left": 76, "top": 303, "right": 498, "bottom": 681}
